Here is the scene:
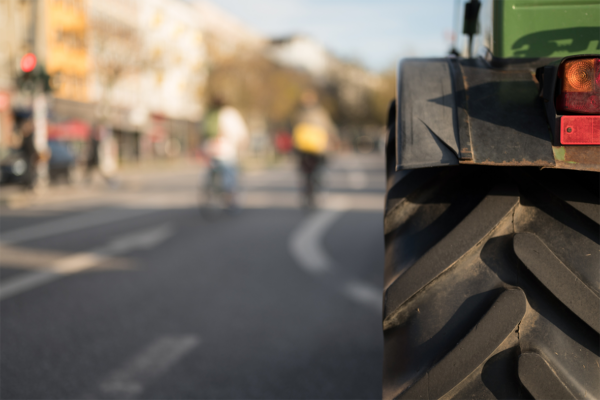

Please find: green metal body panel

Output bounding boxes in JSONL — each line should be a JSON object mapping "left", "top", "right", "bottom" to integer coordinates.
{"left": 484, "top": 0, "right": 600, "bottom": 58}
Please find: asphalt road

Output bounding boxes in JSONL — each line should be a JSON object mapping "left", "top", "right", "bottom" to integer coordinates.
{"left": 0, "top": 153, "right": 386, "bottom": 399}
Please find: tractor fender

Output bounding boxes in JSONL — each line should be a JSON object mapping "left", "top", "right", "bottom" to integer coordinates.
{"left": 395, "top": 58, "right": 460, "bottom": 171}
{"left": 395, "top": 57, "right": 557, "bottom": 171}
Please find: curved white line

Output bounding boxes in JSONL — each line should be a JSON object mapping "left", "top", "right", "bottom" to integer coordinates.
{"left": 289, "top": 210, "right": 343, "bottom": 274}
{"left": 343, "top": 280, "right": 381, "bottom": 310}
{"left": 288, "top": 209, "right": 381, "bottom": 310}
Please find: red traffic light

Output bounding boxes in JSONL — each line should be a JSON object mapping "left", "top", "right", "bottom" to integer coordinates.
{"left": 20, "top": 53, "right": 37, "bottom": 73}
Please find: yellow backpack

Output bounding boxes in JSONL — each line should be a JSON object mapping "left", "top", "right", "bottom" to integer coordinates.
{"left": 292, "top": 123, "right": 328, "bottom": 155}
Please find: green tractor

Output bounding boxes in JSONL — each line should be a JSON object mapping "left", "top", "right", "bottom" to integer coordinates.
{"left": 382, "top": 1, "right": 599, "bottom": 398}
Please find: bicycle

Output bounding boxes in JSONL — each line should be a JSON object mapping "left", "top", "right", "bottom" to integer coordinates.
{"left": 298, "top": 151, "right": 325, "bottom": 209}
{"left": 199, "top": 159, "right": 237, "bottom": 220}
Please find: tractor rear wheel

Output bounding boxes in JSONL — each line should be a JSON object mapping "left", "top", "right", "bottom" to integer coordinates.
{"left": 383, "top": 110, "right": 600, "bottom": 400}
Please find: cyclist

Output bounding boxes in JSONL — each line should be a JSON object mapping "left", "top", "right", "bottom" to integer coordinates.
{"left": 292, "top": 90, "right": 338, "bottom": 208}
{"left": 202, "top": 97, "right": 248, "bottom": 211}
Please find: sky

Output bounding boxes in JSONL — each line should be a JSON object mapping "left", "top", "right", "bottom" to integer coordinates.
{"left": 207, "top": 0, "right": 459, "bottom": 71}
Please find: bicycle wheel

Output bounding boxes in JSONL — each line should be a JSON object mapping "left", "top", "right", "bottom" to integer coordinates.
{"left": 199, "top": 168, "right": 226, "bottom": 220}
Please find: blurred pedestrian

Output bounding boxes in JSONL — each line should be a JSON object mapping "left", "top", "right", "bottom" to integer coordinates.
{"left": 85, "top": 124, "right": 114, "bottom": 186}
{"left": 292, "top": 90, "right": 338, "bottom": 208}
{"left": 15, "top": 111, "right": 38, "bottom": 190}
{"left": 202, "top": 97, "right": 248, "bottom": 210}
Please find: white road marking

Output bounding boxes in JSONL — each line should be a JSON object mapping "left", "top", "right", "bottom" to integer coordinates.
{"left": 288, "top": 209, "right": 381, "bottom": 310}
{"left": 101, "top": 224, "right": 173, "bottom": 254}
{"left": 289, "top": 210, "right": 344, "bottom": 274}
{"left": 0, "top": 271, "right": 58, "bottom": 301}
{"left": 97, "top": 335, "right": 199, "bottom": 399}
{"left": 0, "top": 208, "right": 155, "bottom": 245}
{"left": 0, "top": 225, "right": 173, "bottom": 301}
{"left": 52, "top": 252, "right": 106, "bottom": 274}
{"left": 343, "top": 281, "right": 381, "bottom": 310}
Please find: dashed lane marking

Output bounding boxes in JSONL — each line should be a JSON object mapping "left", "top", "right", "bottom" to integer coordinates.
{"left": 94, "top": 335, "right": 200, "bottom": 399}
{"left": 0, "top": 224, "right": 173, "bottom": 301}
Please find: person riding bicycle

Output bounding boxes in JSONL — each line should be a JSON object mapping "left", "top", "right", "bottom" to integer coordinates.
{"left": 202, "top": 97, "right": 248, "bottom": 210}
{"left": 292, "top": 90, "right": 338, "bottom": 208}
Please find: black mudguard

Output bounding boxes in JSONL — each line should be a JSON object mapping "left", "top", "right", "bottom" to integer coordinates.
{"left": 396, "top": 59, "right": 460, "bottom": 170}
{"left": 394, "top": 57, "right": 600, "bottom": 172}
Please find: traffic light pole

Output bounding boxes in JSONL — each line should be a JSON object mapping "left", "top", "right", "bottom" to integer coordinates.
{"left": 31, "top": 0, "right": 49, "bottom": 188}
{"left": 33, "top": 91, "right": 48, "bottom": 188}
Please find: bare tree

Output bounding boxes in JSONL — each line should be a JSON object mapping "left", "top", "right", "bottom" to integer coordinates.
{"left": 88, "top": 2, "right": 157, "bottom": 117}
{"left": 204, "top": 38, "right": 312, "bottom": 129}
{"left": 204, "top": 32, "right": 396, "bottom": 139}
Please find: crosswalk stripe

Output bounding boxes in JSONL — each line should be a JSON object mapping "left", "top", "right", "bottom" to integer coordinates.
{"left": 0, "top": 225, "right": 173, "bottom": 301}
{"left": 1, "top": 209, "right": 155, "bottom": 244}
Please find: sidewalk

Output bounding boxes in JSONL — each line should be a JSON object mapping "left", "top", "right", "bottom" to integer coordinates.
{"left": 0, "top": 155, "right": 296, "bottom": 211}
{"left": 0, "top": 158, "right": 203, "bottom": 210}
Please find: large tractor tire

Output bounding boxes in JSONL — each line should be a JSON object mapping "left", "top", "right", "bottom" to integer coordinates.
{"left": 383, "top": 106, "right": 600, "bottom": 399}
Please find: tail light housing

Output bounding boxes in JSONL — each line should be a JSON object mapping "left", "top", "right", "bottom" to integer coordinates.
{"left": 556, "top": 57, "right": 600, "bottom": 115}
{"left": 542, "top": 56, "right": 600, "bottom": 146}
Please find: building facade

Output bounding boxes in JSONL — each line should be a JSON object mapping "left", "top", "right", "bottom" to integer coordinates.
{"left": 0, "top": 0, "right": 37, "bottom": 151}
{"left": 44, "top": 0, "right": 90, "bottom": 102}
{"left": 1, "top": 0, "right": 229, "bottom": 164}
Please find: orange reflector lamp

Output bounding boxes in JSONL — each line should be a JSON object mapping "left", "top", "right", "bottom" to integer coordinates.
{"left": 556, "top": 58, "right": 600, "bottom": 114}
{"left": 560, "top": 115, "right": 600, "bottom": 145}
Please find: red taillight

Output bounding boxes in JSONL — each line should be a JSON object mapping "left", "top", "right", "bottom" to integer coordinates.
{"left": 556, "top": 58, "right": 600, "bottom": 114}
{"left": 560, "top": 115, "right": 600, "bottom": 145}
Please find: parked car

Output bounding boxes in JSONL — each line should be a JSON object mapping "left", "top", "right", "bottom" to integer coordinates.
{"left": 0, "top": 141, "right": 75, "bottom": 185}
{"left": 0, "top": 150, "right": 27, "bottom": 184}
{"left": 48, "top": 140, "right": 75, "bottom": 184}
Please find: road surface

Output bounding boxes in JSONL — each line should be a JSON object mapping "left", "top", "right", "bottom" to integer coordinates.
{"left": 1, "top": 153, "right": 385, "bottom": 399}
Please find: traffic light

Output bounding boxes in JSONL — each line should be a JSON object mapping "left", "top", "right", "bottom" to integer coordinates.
{"left": 15, "top": 53, "right": 52, "bottom": 93}
{"left": 20, "top": 53, "right": 37, "bottom": 73}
